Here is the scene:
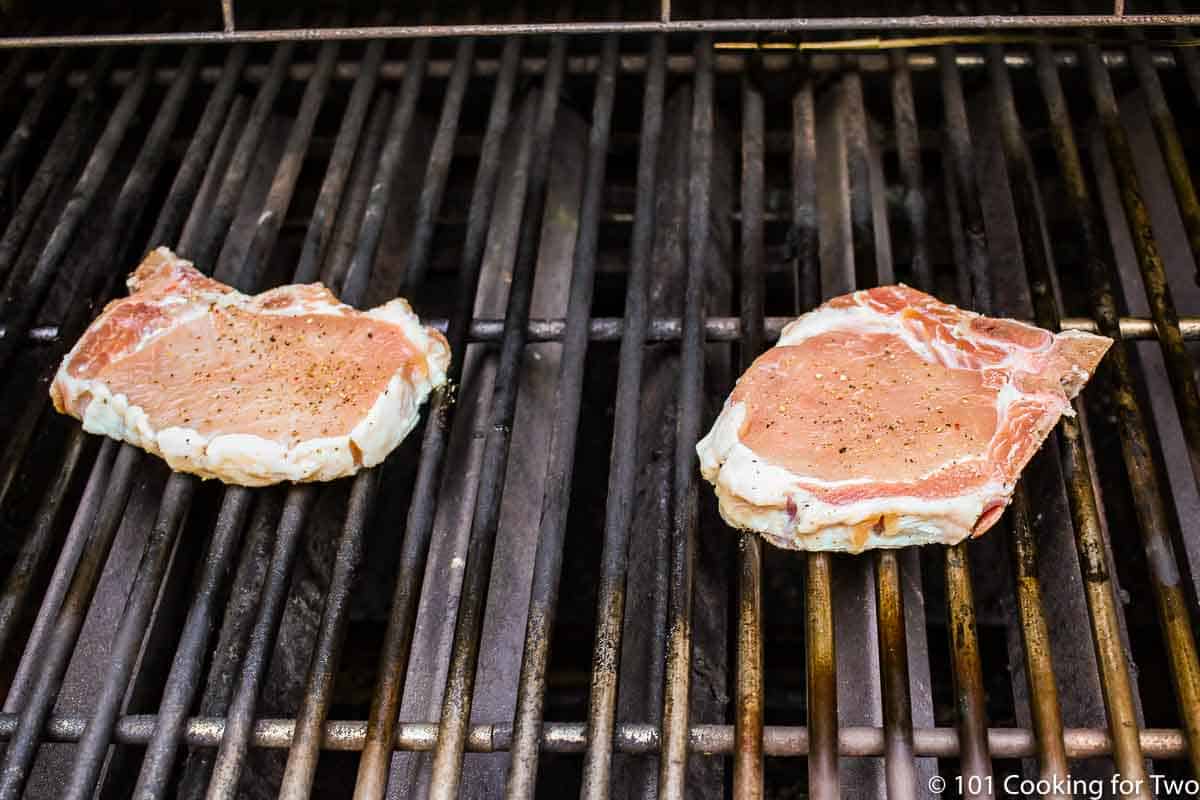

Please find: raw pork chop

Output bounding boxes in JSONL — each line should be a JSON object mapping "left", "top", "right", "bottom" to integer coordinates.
{"left": 696, "top": 285, "right": 1111, "bottom": 552}
{"left": 51, "top": 247, "right": 450, "bottom": 486}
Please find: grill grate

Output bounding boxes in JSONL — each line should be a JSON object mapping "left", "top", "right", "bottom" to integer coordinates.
{"left": 0, "top": 14, "right": 1198, "bottom": 800}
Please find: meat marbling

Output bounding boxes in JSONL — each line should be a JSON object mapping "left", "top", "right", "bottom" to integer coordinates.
{"left": 51, "top": 247, "right": 450, "bottom": 486}
{"left": 696, "top": 285, "right": 1111, "bottom": 552}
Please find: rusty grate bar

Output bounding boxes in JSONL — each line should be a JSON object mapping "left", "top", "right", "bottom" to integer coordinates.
{"left": 0, "top": 48, "right": 71, "bottom": 208}
{"left": 351, "top": 33, "right": 522, "bottom": 800}
{"left": 22, "top": 45, "right": 1198, "bottom": 96}
{"left": 938, "top": 42, "right": 995, "bottom": 799}
{"left": 0, "top": 715, "right": 1191, "bottom": 758}
{"left": 426, "top": 37, "right": 567, "bottom": 800}
{"left": 95, "top": 35, "right": 342, "bottom": 800}
{"left": 0, "top": 50, "right": 113, "bottom": 297}
{"left": 277, "top": 33, "right": 473, "bottom": 800}
{"left": 1078, "top": 37, "right": 1200, "bottom": 778}
{"left": 984, "top": 43, "right": 1072, "bottom": 798}
{"left": 9, "top": 13, "right": 1200, "bottom": 50}
{"left": 204, "top": 37, "right": 429, "bottom": 799}
{"left": 733, "top": 64, "right": 766, "bottom": 800}
{"left": 578, "top": 33, "right": 666, "bottom": 800}
{"left": 1034, "top": 37, "right": 1153, "bottom": 794}
{"left": 12, "top": 312, "right": 1196, "bottom": 346}
{"left": 504, "top": 32, "right": 618, "bottom": 799}
{"left": 658, "top": 32, "right": 713, "bottom": 799}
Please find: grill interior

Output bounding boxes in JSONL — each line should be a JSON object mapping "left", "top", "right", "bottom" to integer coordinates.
{"left": 1, "top": 4, "right": 1200, "bottom": 798}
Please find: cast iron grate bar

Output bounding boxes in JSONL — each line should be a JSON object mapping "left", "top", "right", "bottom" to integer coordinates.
{"left": 504, "top": 30, "right": 618, "bottom": 799}
{"left": 426, "top": 36, "right": 567, "bottom": 800}
{"left": 984, "top": 43, "right": 1072, "bottom": 797}
{"left": 658, "top": 31, "right": 712, "bottom": 799}
{"left": 733, "top": 61, "right": 766, "bottom": 800}
{"left": 578, "top": 32, "right": 666, "bottom": 800}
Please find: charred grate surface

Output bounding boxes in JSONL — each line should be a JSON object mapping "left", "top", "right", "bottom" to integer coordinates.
{"left": 0, "top": 13, "right": 1199, "bottom": 800}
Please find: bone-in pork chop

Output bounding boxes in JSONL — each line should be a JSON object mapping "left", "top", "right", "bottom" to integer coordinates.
{"left": 51, "top": 247, "right": 450, "bottom": 486}
{"left": 696, "top": 285, "right": 1111, "bottom": 552}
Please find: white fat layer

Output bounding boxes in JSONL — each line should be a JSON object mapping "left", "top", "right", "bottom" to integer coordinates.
{"left": 53, "top": 248, "right": 449, "bottom": 486}
{"left": 711, "top": 481, "right": 979, "bottom": 551}
{"left": 55, "top": 360, "right": 439, "bottom": 486}
{"left": 697, "top": 409, "right": 1006, "bottom": 540}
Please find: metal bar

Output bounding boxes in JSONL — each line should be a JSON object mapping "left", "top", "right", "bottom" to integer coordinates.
{"left": 1009, "top": 490, "right": 1071, "bottom": 798}
{"left": 277, "top": 471, "right": 380, "bottom": 798}
{"left": 10, "top": 15, "right": 1200, "bottom": 48}
{"left": 889, "top": 48, "right": 931, "bottom": 290}
{"left": 0, "top": 431, "right": 89, "bottom": 656}
{"left": 1128, "top": 34, "right": 1200, "bottom": 287}
{"left": 1, "top": 85, "right": 243, "bottom": 717}
{"left": 944, "top": 546, "right": 993, "bottom": 798}
{"left": 1033, "top": 39, "right": 1154, "bottom": 796}
{"left": 0, "top": 46, "right": 157, "bottom": 370}
{"left": 292, "top": 39, "right": 385, "bottom": 283}
{"left": 190, "top": 38, "right": 296, "bottom": 267}
{"left": 426, "top": 38, "right": 567, "bottom": 800}
{"left": 807, "top": 553, "right": 839, "bottom": 800}
{"left": 875, "top": 553, "right": 915, "bottom": 798}
{"left": 791, "top": 56, "right": 818, "bottom": 312}
{"left": 319, "top": 93, "right": 391, "bottom": 293}
{"left": 12, "top": 313, "right": 1195, "bottom": 347}
{"left": 0, "top": 43, "right": 203, "bottom": 776}
{"left": 984, "top": 44, "right": 1071, "bottom": 798}
{"left": 21, "top": 47, "right": 1199, "bottom": 93}
{"left": 339, "top": 38, "right": 429, "bottom": 304}
{"left": 0, "top": 50, "right": 112, "bottom": 287}
{"left": 0, "top": 48, "right": 206, "bottom": 509}
{"left": 1079, "top": 37, "right": 1200, "bottom": 780}
{"left": 578, "top": 34, "right": 665, "bottom": 800}
{"left": 0, "top": 39, "right": 242, "bottom": 793}
{"left": 504, "top": 33, "right": 618, "bottom": 799}
{"left": 202, "top": 488, "right": 317, "bottom": 800}
{"left": 131, "top": 489, "right": 254, "bottom": 799}
{"left": 938, "top": 43, "right": 995, "bottom": 799}
{"left": 402, "top": 35, "right": 475, "bottom": 292}
{"left": 0, "top": 444, "right": 140, "bottom": 799}
{"left": 236, "top": 38, "right": 339, "bottom": 288}
{"left": 282, "top": 38, "right": 466, "bottom": 800}
{"left": 149, "top": 45, "right": 250, "bottom": 247}
{"left": 205, "top": 40, "right": 429, "bottom": 800}
{"left": 62, "top": 472, "right": 193, "bottom": 799}
{"left": 792, "top": 50, "right": 837, "bottom": 800}
{"left": 1084, "top": 40, "right": 1200, "bottom": 501}
{"left": 0, "top": 48, "right": 71, "bottom": 206}
{"left": 884, "top": 37, "right": 939, "bottom": 800}
{"left": 0, "top": 715, "right": 1192, "bottom": 758}
{"left": 658, "top": 33, "right": 712, "bottom": 800}
{"left": 939, "top": 46, "right": 990, "bottom": 311}
{"left": 2, "top": 439, "right": 118, "bottom": 710}
{"left": 352, "top": 35, "right": 522, "bottom": 800}
{"left": 733, "top": 66, "right": 765, "bottom": 800}
{"left": 63, "top": 36, "right": 326, "bottom": 796}
{"left": 174, "top": 488, "right": 282, "bottom": 800}
{"left": 823, "top": 65, "right": 886, "bottom": 799}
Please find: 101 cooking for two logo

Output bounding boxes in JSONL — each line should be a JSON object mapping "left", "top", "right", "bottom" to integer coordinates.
{"left": 927, "top": 772, "right": 1200, "bottom": 797}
